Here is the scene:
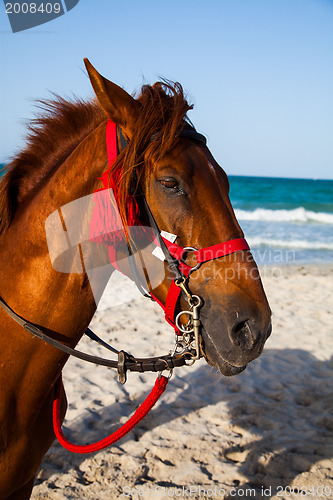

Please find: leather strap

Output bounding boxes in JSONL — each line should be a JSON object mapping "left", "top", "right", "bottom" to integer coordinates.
{"left": 0, "top": 295, "right": 195, "bottom": 374}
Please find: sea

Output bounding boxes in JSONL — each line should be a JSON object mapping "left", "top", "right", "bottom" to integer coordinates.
{"left": 1, "top": 164, "right": 332, "bottom": 266}
{"left": 229, "top": 175, "right": 333, "bottom": 266}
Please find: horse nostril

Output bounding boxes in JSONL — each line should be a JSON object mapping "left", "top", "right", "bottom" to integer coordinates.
{"left": 230, "top": 320, "right": 260, "bottom": 350}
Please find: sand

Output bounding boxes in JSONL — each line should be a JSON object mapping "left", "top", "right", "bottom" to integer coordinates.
{"left": 31, "top": 264, "right": 333, "bottom": 499}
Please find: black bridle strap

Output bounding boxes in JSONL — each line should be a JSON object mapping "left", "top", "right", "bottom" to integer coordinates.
{"left": 141, "top": 126, "right": 207, "bottom": 282}
{"left": 0, "top": 295, "right": 194, "bottom": 375}
{"left": 126, "top": 244, "right": 152, "bottom": 299}
{"left": 85, "top": 327, "right": 119, "bottom": 354}
{"left": 150, "top": 127, "right": 207, "bottom": 145}
{"left": 140, "top": 193, "right": 183, "bottom": 281}
{"left": 177, "top": 129, "right": 207, "bottom": 144}
{"left": 116, "top": 125, "right": 205, "bottom": 300}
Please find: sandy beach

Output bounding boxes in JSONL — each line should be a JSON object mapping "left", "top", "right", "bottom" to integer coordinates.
{"left": 31, "top": 264, "right": 333, "bottom": 499}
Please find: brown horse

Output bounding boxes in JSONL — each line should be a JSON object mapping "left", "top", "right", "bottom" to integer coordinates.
{"left": 0, "top": 59, "right": 271, "bottom": 499}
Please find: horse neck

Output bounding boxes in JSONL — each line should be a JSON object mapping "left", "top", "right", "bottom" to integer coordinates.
{"left": 0, "top": 119, "right": 109, "bottom": 357}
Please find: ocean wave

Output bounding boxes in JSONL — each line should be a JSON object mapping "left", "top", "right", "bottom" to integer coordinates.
{"left": 235, "top": 207, "right": 333, "bottom": 224}
{"left": 248, "top": 237, "right": 333, "bottom": 251}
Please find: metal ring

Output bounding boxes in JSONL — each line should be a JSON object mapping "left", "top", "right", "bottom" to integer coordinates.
{"left": 158, "top": 358, "right": 173, "bottom": 380}
{"left": 189, "top": 295, "right": 202, "bottom": 308}
{"left": 175, "top": 310, "right": 194, "bottom": 334}
{"left": 181, "top": 247, "right": 197, "bottom": 263}
{"left": 182, "top": 246, "right": 197, "bottom": 255}
{"left": 184, "top": 356, "right": 196, "bottom": 366}
{"left": 181, "top": 247, "right": 198, "bottom": 265}
{"left": 181, "top": 247, "right": 201, "bottom": 275}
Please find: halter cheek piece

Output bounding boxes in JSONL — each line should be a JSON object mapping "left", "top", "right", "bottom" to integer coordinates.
{"left": 0, "top": 121, "right": 250, "bottom": 384}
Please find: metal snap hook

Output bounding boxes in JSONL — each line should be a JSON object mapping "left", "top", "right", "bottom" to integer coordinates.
{"left": 174, "top": 276, "right": 193, "bottom": 303}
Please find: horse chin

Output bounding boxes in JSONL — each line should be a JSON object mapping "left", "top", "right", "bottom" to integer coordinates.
{"left": 201, "top": 348, "right": 247, "bottom": 376}
{"left": 199, "top": 331, "right": 248, "bottom": 377}
{"left": 212, "top": 356, "right": 247, "bottom": 377}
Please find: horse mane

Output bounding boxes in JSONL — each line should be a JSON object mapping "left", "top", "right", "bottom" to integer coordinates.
{"left": 0, "top": 97, "right": 105, "bottom": 235}
{"left": 0, "top": 81, "right": 193, "bottom": 235}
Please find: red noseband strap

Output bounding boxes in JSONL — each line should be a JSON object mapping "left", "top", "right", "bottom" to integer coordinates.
{"left": 163, "top": 237, "right": 249, "bottom": 269}
{"left": 156, "top": 236, "right": 250, "bottom": 333}
{"left": 190, "top": 238, "right": 249, "bottom": 263}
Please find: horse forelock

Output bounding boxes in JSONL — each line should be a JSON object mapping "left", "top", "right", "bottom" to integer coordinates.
{"left": 0, "top": 81, "right": 193, "bottom": 235}
{"left": 110, "top": 80, "right": 193, "bottom": 225}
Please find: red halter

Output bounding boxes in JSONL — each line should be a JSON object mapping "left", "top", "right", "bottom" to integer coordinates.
{"left": 101, "top": 120, "right": 250, "bottom": 334}
{"left": 159, "top": 237, "right": 249, "bottom": 332}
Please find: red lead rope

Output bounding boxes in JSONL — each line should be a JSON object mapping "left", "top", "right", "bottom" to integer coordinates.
{"left": 53, "top": 374, "right": 168, "bottom": 454}
{"left": 52, "top": 120, "right": 169, "bottom": 454}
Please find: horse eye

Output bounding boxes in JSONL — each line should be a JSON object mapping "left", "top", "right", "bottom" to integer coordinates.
{"left": 159, "top": 179, "right": 179, "bottom": 189}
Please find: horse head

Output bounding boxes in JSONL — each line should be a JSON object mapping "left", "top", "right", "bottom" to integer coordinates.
{"left": 85, "top": 59, "right": 272, "bottom": 376}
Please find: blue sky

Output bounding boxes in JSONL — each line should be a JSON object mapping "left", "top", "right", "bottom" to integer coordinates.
{"left": 1, "top": 0, "right": 332, "bottom": 179}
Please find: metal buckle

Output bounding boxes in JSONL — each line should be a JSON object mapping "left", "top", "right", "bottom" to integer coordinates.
{"left": 117, "top": 350, "right": 128, "bottom": 385}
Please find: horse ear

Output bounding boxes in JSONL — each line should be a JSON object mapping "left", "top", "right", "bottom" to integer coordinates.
{"left": 84, "top": 58, "right": 140, "bottom": 139}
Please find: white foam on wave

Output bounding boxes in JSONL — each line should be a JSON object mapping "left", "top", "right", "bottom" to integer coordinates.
{"left": 235, "top": 207, "right": 333, "bottom": 224}
{"left": 248, "top": 237, "right": 333, "bottom": 250}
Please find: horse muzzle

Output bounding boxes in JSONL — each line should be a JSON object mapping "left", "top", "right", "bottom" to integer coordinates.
{"left": 198, "top": 299, "right": 272, "bottom": 377}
